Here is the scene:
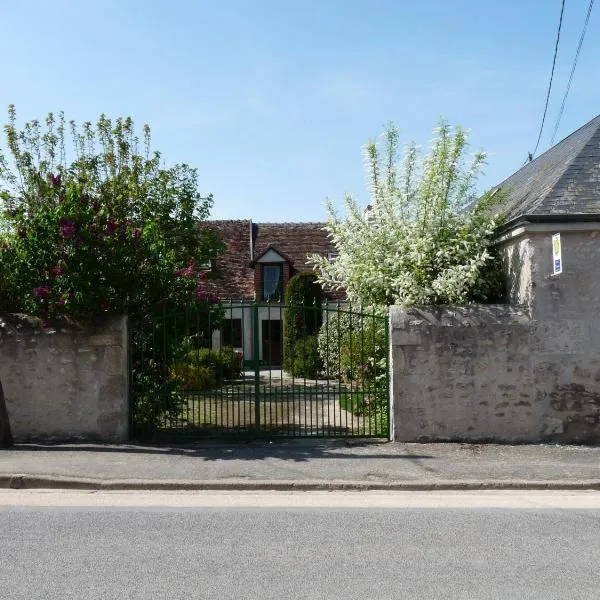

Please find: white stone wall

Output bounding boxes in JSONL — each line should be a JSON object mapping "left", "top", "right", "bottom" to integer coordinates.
{"left": 0, "top": 315, "right": 128, "bottom": 442}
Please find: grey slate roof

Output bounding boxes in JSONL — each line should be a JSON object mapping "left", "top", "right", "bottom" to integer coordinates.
{"left": 490, "top": 113, "right": 600, "bottom": 226}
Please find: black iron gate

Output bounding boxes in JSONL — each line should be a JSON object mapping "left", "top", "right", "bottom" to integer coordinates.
{"left": 129, "top": 301, "right": 389, "bottom": 440}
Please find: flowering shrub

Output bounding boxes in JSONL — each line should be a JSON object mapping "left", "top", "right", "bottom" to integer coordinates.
{"left": 0, "top": 107, "right": 224, "bottom": 435}
{"left": 0, "top": 106, "right": 222, "bottom": 319}
{"left": 307, "top": 120, "right": 505, "bottom": 307}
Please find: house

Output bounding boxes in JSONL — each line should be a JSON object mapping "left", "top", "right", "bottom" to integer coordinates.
{"left": 489, "top": 112, "right": 600, "bottom": 319}
{"left": 199, "top": 220, "right": 342, "bottom": 366}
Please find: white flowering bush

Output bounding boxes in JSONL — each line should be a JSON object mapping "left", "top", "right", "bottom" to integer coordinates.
{"left": 308, "top": 120, "right": 504, "bottom": 307}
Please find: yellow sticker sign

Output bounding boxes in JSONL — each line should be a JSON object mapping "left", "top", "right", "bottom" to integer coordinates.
{"left": 552, "top": 233, "right": 562, "bottom": 275}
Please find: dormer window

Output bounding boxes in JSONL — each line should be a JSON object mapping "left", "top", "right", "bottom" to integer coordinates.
{"left": 252, "top": 246, "right": 289, "bottom": 301}
{"left": 263, "top": 265, "right": 282, "bottom": 300}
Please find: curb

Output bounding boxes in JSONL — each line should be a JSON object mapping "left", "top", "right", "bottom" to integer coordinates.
{"left": 2, "top": 475, "right": 600, "bottom": 492}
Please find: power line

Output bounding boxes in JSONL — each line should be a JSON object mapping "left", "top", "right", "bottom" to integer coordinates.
{"left": 530, "top": 0, "right": 566, "bottom": 160}
{"left": 550, "top": 0, "right": 595, "bottom": 146}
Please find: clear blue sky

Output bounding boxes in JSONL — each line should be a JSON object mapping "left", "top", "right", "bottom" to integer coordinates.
{"left": 1, "top": 0, "right": 599, "bottom": 222}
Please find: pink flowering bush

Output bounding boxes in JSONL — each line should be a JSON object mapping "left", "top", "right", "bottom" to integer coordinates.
{"left": 0, "top": 106, "right": 223, "bottom": 319}
{"left": 0, "top": 107, "right": 224, "bottom": 433}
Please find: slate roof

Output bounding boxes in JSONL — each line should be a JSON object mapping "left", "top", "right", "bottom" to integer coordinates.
{"left": 200, "top": 220, "right": 339, "bottom": 301}
{"left": 489, "top": 113, "right": 600, "bottom": 228}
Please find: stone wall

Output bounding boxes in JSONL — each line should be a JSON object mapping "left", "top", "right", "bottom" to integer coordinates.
{"left": 391, "top": 224, "right": 600, "bottom": 443}
{"left": 0, "top": 315, "right": 128, "bottom": 442}
{"left": 391, "top": 305, "right": 600, "bottom": 443}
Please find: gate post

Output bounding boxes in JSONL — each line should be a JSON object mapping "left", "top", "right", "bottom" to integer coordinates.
{"left": 252, "top": 302, "right": 261, "bottom": 432}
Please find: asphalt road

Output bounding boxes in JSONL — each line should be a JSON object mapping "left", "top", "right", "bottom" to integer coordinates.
{"left": 2, "top": 494, "right": 600, "bottom": 599}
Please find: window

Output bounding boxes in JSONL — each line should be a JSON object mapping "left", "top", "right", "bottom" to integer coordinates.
{"left": 328, "top": 251, "right": 338, "bottom": 263}
{"left": 222, "top": 319, "right": 243, "bottom": 348}
{"left": 262, "top": 265, "right": 282, "bottom": 300}
{"left": 198, "top": 258, "right": 214, "bottom": 271}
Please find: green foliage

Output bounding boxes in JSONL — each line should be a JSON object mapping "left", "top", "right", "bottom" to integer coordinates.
{"left": 308, "top": 119, "right": 506, "bottom": 307}
{"left": 283, "top": 272, "right": 324, "bottom": 374}
{"left": 289, "top": 335, "right": 322, "bottom": 379}
{"left": 0, "top": 106, "right": 222, "bottom": 319}
{"left": 172, "top": 342, "right": 243, "bottom": 389}
{"left": 285, "top": 271, "right": 324, "bottom": 308}
{"left": 339, "top": 318, "right": 386, "bottom": 383}
{"left": 170, "top": 363, "right": 216, "bottom": 390}
{"left": 0, "top": 106, "right": 225, "bottom": 434}
{"left": 338, "top": 379, "right": 389, "bottom": 431}
{"left": 317, "top": 310, "right": 353, "bottom": 379}
{"left": 187, "top": 346, "right": 243, "bottom": 382}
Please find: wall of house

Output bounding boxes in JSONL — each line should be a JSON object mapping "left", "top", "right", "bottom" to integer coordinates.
{"left": 0, "top": 315, "right": 128, "bottom": 442}
{"left": 391, "top": 224, "right": 600, "bottom": 443}
{"left": 212, "top": 304, "right": 283, "bottom": 363}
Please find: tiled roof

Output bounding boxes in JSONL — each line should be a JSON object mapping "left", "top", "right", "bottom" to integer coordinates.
{"left": 201, "top": 220, "right": 341, "bottom": 301}
{"left": 200, "top": 220, "right": 255, "bottom": 300}
{"left": 488, "top": 114, "right": 600, "bottom": 226}
{"left": 252, "top": 222, "right": 333, "bottom": 271}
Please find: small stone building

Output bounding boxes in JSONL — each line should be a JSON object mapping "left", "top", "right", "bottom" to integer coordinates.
{"left": 392, "top": 114, "right": 600, "bottom": 442}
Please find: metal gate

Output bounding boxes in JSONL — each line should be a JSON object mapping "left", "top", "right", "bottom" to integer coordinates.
{"left": 129, "top": 301, "right": 389, "bottom": 440}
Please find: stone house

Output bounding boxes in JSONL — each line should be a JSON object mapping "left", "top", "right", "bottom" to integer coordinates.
{"left": 199, "top": 220, "right": 340, "bottom": 366}
{"left": 392, "top": 113, "right": 600, "bottom": 442}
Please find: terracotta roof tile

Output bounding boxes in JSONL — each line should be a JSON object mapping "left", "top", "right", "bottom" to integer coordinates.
{"left": 201, "top": 220, "right": 344, "bottom": 301}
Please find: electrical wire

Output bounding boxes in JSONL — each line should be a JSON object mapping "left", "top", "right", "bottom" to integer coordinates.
{"left": 530, "top": 0, "right": 566, "bottom": 159}
{"left": 549, "top": 0, "right": 595, "bottom": 146}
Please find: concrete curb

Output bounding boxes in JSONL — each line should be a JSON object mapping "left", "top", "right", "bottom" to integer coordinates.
{"left": 2, "top": 475, "right": 600, "bottom": 492}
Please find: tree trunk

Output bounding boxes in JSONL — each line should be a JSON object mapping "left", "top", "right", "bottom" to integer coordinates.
{"left": 0, "top": 379, "right": 13, "bottom": 448}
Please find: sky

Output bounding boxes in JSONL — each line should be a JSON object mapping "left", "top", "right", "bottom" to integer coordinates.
{"left": 1, "top": 0, "right": 599, "bottom": 222}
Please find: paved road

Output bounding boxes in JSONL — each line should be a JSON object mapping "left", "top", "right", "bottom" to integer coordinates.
{"left": 1, "top": 492, "right": 600, "bottom": 599}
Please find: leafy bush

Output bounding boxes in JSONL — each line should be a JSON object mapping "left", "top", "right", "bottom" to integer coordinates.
{"left": 176, "top": 344, "right": 243, "bottom": 383}
{"left": 317, "top": 310, "right": 353, "bottom": 379}
{"left": 339, "top": 318, "right": 386, "bottom": 383}
{"left": 0, "top": 107, "right": 224, "bottom": 434}
{"left": 283, "top": 272, "right": 323, "bottom": 374}
{"left": 0, "top": 106, "right": 222, "bottom": 319}
{"left": 170, "top": 363, "right": 216, "bottom": 390}
{"left": 289, "top": 335, "right": 322, "bottom": 379}
{"left": 308, "top": 119, "right": 505, "bottom": 307}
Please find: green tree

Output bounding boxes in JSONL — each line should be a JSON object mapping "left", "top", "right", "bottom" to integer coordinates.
{"left": 308, "top": 119, "right": 505, "bottom": 307}
{"left": 283, "top": 272, "right": 324, "bottom": 376}
{"left": 0, "top": 106, "right": 222, "bottom": 319}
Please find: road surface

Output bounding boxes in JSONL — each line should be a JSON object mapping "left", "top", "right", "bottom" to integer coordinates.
{"left": 1, "top": 491, "right": 599, "bottom": 599}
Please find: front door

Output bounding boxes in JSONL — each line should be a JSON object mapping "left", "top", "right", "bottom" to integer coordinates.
{"left": 262, "top": 320, "right": 282, "bottom": 366}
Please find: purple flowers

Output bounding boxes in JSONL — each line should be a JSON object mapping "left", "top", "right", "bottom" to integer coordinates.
{"left": 59, "top": 219, "right": 76, "bottom": 239}
{"left": 195, "top": 285, "right": 219, "bottom": 304}
{"left": 33, "top": 286, "right": 51, "bottom": 298}
{"left": 50, "top": 265, "right": 64, "bottom": 277}
{"left": 131, "top": 227, "right": 141, "bottom": 239}
{"left": 176, "top": 259, "right": 196, "bottom": 278}
{"left": 106, "top": 217, "right": 117, "bottom": 235}
{"left": 51, "top": 174, "right": 62, "bottom": 188}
